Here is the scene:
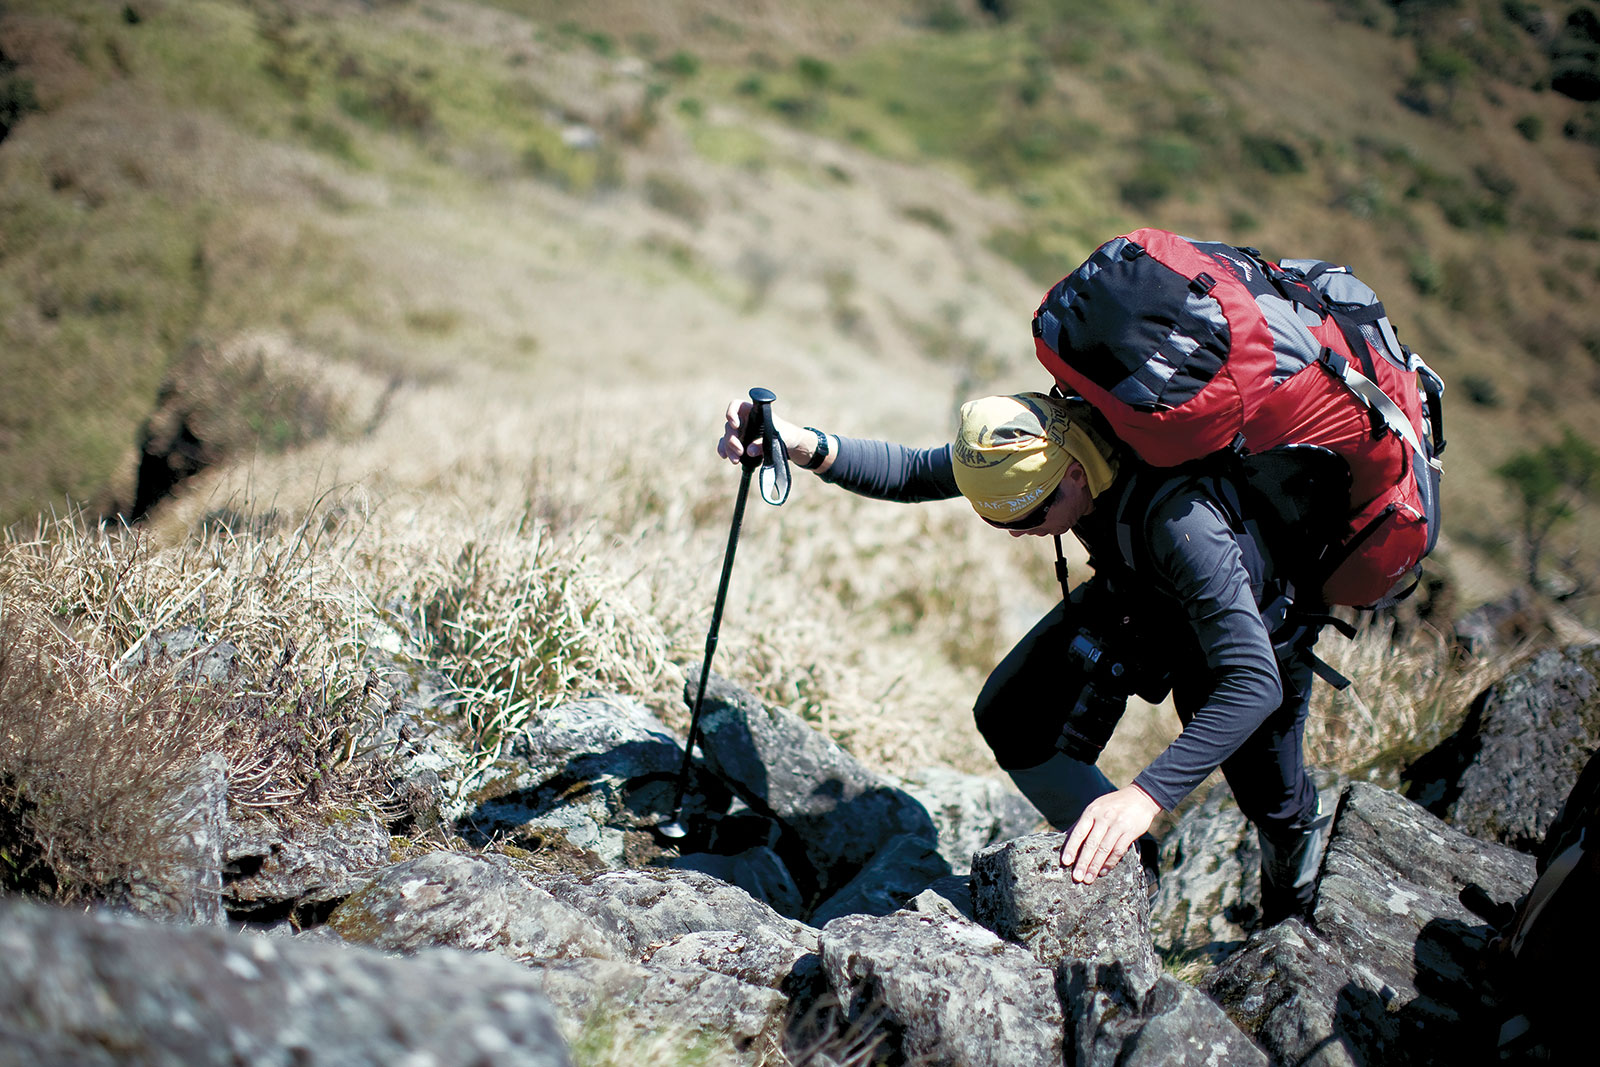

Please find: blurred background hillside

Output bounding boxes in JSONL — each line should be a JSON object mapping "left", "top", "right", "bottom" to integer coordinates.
{"left": 3, "top": 0, "right": 1600, "bottom": 787}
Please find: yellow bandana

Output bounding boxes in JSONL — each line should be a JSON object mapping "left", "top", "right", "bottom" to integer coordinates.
{"left": 951, "top": 393, "right": 1118, "bottom": 523}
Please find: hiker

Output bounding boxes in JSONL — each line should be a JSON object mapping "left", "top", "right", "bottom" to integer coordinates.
{"left": 717, "top": 390, "right": 1331, "bottom": 924}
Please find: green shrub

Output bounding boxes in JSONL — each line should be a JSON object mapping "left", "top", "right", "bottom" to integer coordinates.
{"left": 659, "top": 51, "right": 700, "bottom": 79}
{"left": 0, "top": 69, "right": 41, "bottom": 143}
{"left": 796, "top": 55, "right": 834, "bottom": 91}
{"left": 643, "top": 172, "right": 709, "bottom": 226}
{"left": 1240, "top": 134, "right": 1305, "bottom": 175}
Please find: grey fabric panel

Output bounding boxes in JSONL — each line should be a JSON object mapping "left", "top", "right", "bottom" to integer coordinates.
{"left": 1257, "top": 293, "right": 1322, "bottom": 383}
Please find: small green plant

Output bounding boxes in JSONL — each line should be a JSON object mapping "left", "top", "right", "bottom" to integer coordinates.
{"left": 401, "top": 527, "right": 673, "bottom": 780}
{"left": 1240, "top": 133, "right": 1305, "bottom": 175}
{"left": 643, "top": 171, "right": 709, "bottom": 226}
{"left": 659, "top": 51, "right": 700, "bottom": 79}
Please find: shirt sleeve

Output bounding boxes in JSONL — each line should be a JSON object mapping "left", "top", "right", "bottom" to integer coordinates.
{"left": 817, "top": 438, "right": 961, "bottom": 503}
{"left": 1130, "top": 490, "right": 1283, "bottom": 811}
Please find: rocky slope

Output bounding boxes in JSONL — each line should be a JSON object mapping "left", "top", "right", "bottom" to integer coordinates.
{"left": 3, "top": 630, "right": 1597, "bottom": 1065}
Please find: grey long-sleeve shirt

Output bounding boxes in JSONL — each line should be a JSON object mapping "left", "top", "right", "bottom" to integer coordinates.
{"left": 820, "top": 435, "right": 1284, "bottom": 811}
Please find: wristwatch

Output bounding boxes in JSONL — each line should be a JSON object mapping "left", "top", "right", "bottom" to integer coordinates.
{"left": 800, "top": 427, "right": 829, "bottom": 470}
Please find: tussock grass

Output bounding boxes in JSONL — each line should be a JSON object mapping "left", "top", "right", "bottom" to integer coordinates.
{"left": 390, "top": 522, "right": 677, "bottom": 781}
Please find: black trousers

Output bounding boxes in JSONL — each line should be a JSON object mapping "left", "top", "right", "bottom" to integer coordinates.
{"left": 973, "top": 596, "right": 1320, "bottom": 844}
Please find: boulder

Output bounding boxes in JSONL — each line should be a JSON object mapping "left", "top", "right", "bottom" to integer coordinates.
{"left": 108, "top": 752, "right": 229, "bottom": 926}
{"left": 906, "top": 874, "right": 977, "bottom": 922}
{"left": 527, "top": 957, "right": 788, "bottom": 1052}
{"left": 1403, "top": 643, "right": 1600, "bottom": 851}
{"left": 223, "top": 809, "right": 392, "bottom": 924}
{"left": 690, "top": 673, "right": 937, "bottom": 896}
{"left": 538, "top": 866, "right": 817, "bottom": 961}
{"left": 809, "top": 833, "right": 951, "bottom": 925}
{"left": 645, "top": 929, "right": 824, "bottom": 1000}
{"left": 970, "top": 831, "right": 1159, "bottom": 996}
{"left": 460, "top": 695, "right": 688, "bottom": 867}
{"left": 1063, "top": 961, "right": 1267, "bottom": 1067}
{"left": 1151, "top": 782, "right": 1260, "bottom": 964}
{"left": 668, "top": 845, "right": 804, "bottom": 918}
{"left": 141, "top": 627, "right": 239, "bottom": 684}
{"left": 818, "top": 908, "right": 1065, "bottom": 1067}
{"left": 1450, "top": 588, "right": 1556, "bottom": 660}
{"left": 1199, "top": 920, "right": 1376, "bottom": 1067}
{"left": 1203, "top": 783, "right": 1536, "bottom": 1066}
{"left": 0, "top": 896, "right": 571, "bottom": 1067}
{"left": 1313, "top": 783, "right": 1534, "bottom": 1020}
{"left": 325, "top": 851, "right": 624, "bottom": 962}
{"left": 363, "top": 627, "right": 472, "bottom": 829}
{"left": 899, "top": 765, "right": 1043, "bottom": 875}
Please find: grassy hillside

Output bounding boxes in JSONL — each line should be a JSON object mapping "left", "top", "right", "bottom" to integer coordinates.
{"left": 3, "top": 0, "right": 1599, "bottom": 796}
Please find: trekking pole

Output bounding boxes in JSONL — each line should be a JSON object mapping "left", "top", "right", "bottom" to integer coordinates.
{"left": 659, "top": 387, "right": 789, "bottom": 839}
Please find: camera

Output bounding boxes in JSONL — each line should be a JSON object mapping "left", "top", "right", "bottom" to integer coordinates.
{"left": 1055, "top": 628, "right": 1138, "bottom": 763}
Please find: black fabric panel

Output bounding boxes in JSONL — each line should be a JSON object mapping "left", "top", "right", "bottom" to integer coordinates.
{"left": 1046, "top": 251, "right": 1232, "bottom": 405}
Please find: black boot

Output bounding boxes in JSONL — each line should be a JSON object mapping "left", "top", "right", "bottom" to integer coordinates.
{"left": 1258, "top": 804, "right": 1333, "bottom": 926}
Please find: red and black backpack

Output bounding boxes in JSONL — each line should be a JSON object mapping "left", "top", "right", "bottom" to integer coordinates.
{"left": 1032, "top": 228, "right": 1445, "bottom": 608}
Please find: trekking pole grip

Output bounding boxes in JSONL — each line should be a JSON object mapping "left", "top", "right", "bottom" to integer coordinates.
{"left": 741, "top": 386, "right": 776, "bottom": 470}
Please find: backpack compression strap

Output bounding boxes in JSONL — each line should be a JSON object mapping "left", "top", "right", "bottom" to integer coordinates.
{"left": 1316, "top": 345, "right": 1434, "bottom": 466}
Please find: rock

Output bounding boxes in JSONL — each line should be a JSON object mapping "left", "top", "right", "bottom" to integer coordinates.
{"left": 818, "top": 908, "right": 1065, "bottom": 1067}
{"left": 538, "top": 866, "right": 816, "bottom": 961}
{"left": 223, "top": 809, "right": 392, "bottom": 924}
{"left": 1313, "top": 782, "right": 1534, "bottom": 1021}
{"left": 809, "top": 833, "right": 951, "bottom": 925}
{"left": 691, "top": 673, "right": 937, "bottom": 896}
{"left": 1403, "top": 643, "right": 1600, "bottom": 851}
{"left": 899, "top": 765, "right": 1043, "bottom": 875}
{"left": 109, "top": 752, "right": 228, "bottom": 926}
{"left": 1063, "top": 962, "right": 1267, "bottom": 1067}
{"left": 970, "top": 831, "right": 1159, "bottom": 996}
{"left": 1202, "top": 920, "right": 1381, "bottom": 1067}
{"left": 1450, "top": 588, "right": 1555, "bottom": 659}
{"left": 141, "top": 627, "right": 239, "bottom": 684}
{"left": 363, "top": 630, "right": 471, "bottom": 829}
{"left": 1203, "top": 784, "right": 1535, "bottom": 1066}
{"left": 326, "top": 851, "right": 623, "bottom": 962}
{"left": 0, "top": 895, "right": 572, "bottom": 1067}
{"left": 669, "top": 845, "right": 804, "bottom": 918}
{"left": 1151, "top": 783, "right": 1260, "bottom": 964}
{"left": 460, "top": 695, "right": 688, "bottom": 868}
{"left": 906, "top": 874, "right": 977, "bottom": 922}
{"left": 645, "top": 929, "right": 823, "bottom": 1000}
{"left": 527, "top": 957, "right": 788, "bottom": 1051}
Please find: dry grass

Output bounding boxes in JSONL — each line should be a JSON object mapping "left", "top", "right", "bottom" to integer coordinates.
{"left": 0, "top": 606, "right": 223, "bottom": 899}
{"left": 1306, "top": 613, "right": 1518, "bottom": 785}
{"left": 0, "top": 506, "right": 409, "bottom": 900}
